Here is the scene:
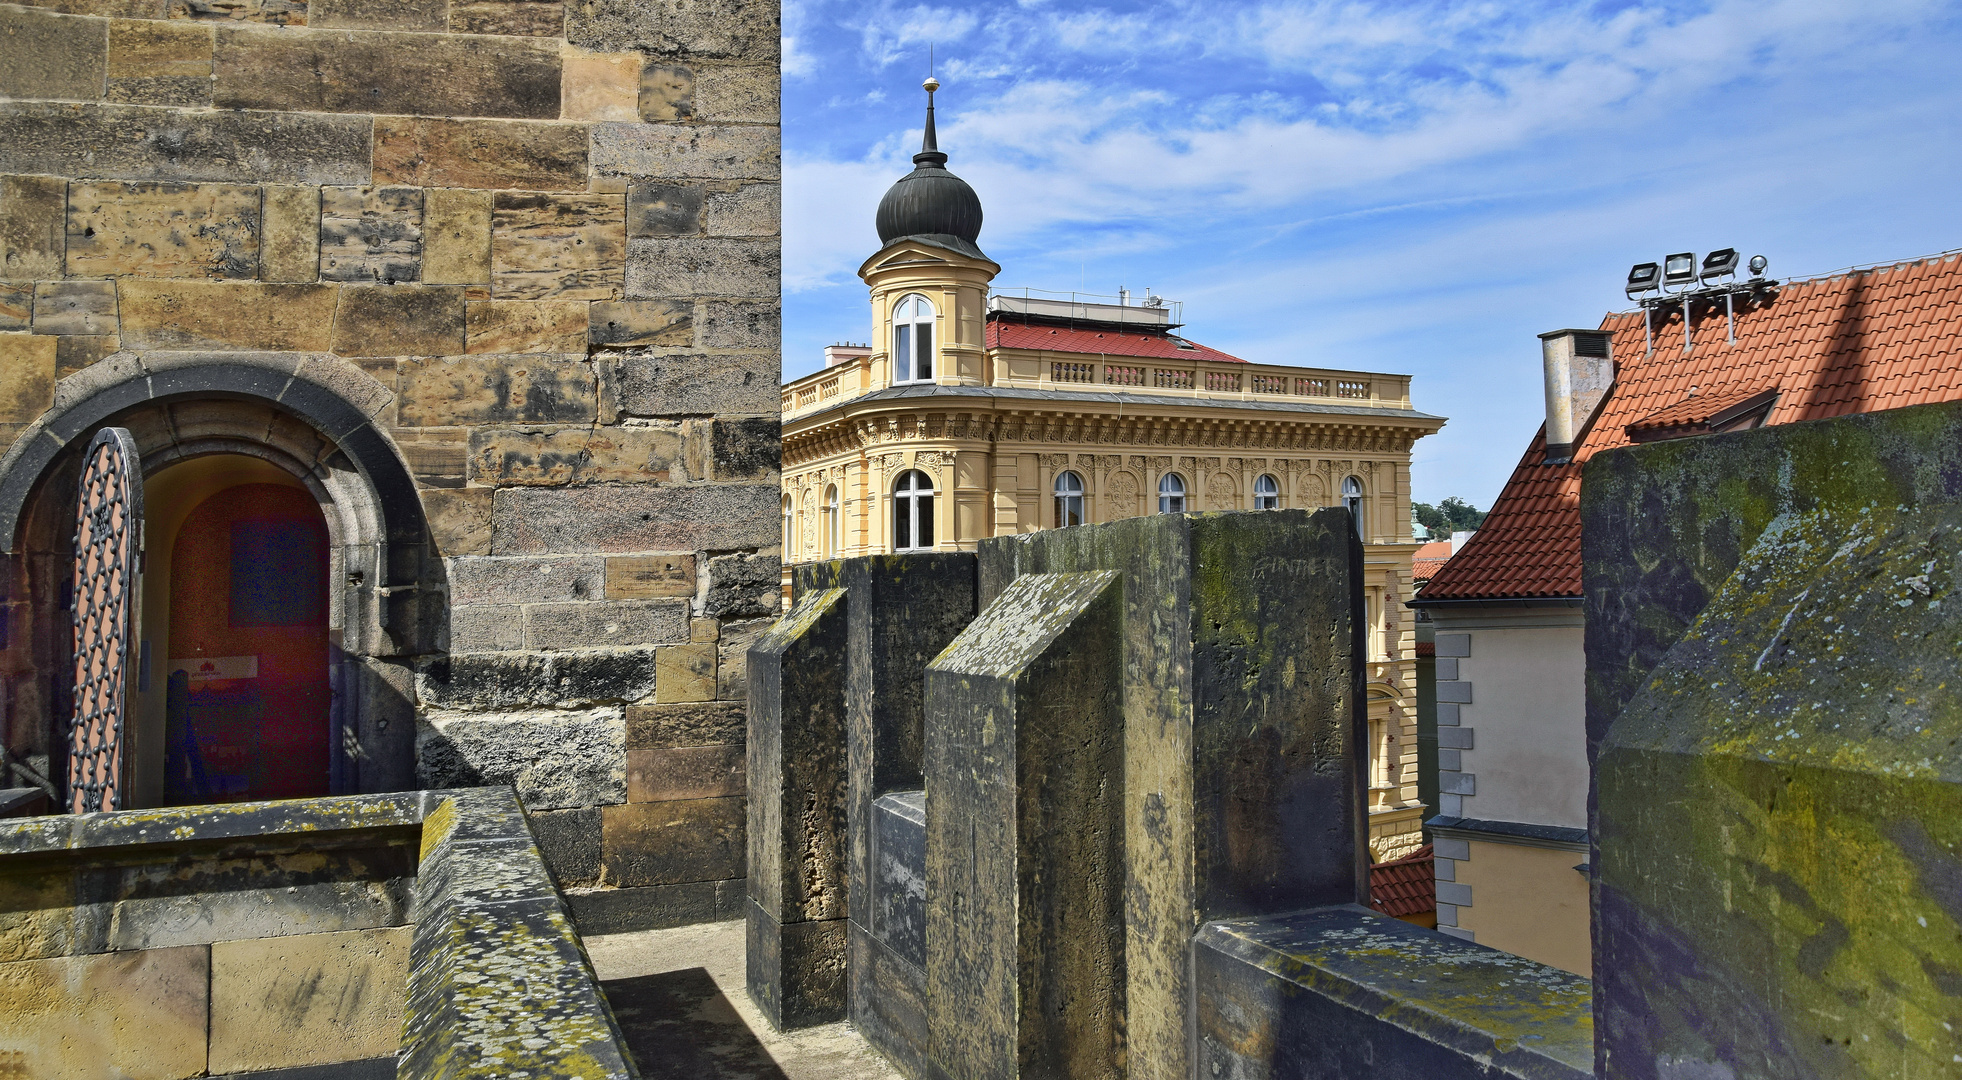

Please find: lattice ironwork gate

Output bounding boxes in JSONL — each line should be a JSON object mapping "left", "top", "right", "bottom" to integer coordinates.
{"left": 69, "top": 427, "right": 142, "bottom": 813}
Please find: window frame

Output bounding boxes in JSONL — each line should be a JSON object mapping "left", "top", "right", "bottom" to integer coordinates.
{"left": 782, "top": 495, "right": 794, "bottom": 556}
{"left": 1054, "top": 470, "right": 1085, "bottom": 527}
{"left": 824, "top": 484, "right": 841, "bottom": 556}
{"left": 893, "top": 469, "right": 936, "bottom": 551}
{"left": 1157, "top": 472, "right": 1187, "bottom": 514}
{"left": 1342, "top": 475, "right": 1365, "bottom": 540}
{"left": 1254, "top": 473, "right": 1280, "bottom": 510}
{"left": 891, "top": 293, "right": 937, "bottom": 384}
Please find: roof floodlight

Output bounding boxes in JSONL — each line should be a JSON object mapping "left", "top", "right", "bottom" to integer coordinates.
{"left": 1699, "top": 248, "right": 1740, "bottom": 283}
{"left": 1662, "top": 252, "right": 1698, "bottom": 290}
{"left": 1748, "top": 254, "right": 1769, "bottom": 278}
{"left": 1626, "top": 262, "right": 1661, "bottom": 299}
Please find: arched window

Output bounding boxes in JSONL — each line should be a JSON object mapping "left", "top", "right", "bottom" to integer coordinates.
{"left": 824, "top": 484, "right": 841, "bottom": 556}
{"left": 1158, "top": 473, "right": 1186, "bottom": 514}
{"left": 1342, "top": 475, "right": 1364, "bottom": 539}
{"left": 1254, "top": 473, "right": 1280, "bottom": 510}
{"left": 892, "top": 293, "right": 936, "bottom": 383}
{"left": 782, "top": 495, "right": 794, "bottom": 556}
{"left": 1054, "top": 470, "right": 1085, "bottom": 527}
{"left": 894, "top": 470, "right": 935, "bottom": 551}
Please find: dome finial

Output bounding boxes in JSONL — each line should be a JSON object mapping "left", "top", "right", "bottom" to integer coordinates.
{"left": 916, "top": 76, "right": 946, "bottom": 167}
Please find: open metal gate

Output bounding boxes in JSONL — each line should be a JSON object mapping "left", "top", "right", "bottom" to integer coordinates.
{"left": 68, "top": 427, "right": 141, "bottom": 813}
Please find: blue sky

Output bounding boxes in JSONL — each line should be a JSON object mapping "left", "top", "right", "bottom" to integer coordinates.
{"left": 781, "top": 0, "right": 1962, "bottom": 507}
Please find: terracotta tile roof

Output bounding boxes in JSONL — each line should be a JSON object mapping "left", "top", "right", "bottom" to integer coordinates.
{"left": 1369, "top": 843, "right": 1435, "bottom": 917}
{"left": 986, "top": 319, "right": 1250, "bottom": 363}
{"left": 1421, "top": 250, "right": 1962, "bottom": 601}
{"left": 1411, "top": 540, "right": 1453, "bottom": 584}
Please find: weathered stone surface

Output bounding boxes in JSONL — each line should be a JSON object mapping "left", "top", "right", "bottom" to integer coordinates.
{"left": 311, "top": 0, "right": 445, "bottom": 30}
{"left": 626, "top": 237, "right": 775, "bottom": 299}
{"left": 525, "top": 599, "right": 691, "bottom": 650}
{"left": 689, "top": 616, "right": 718, "bottom": 643}
{"left": 564, "top": 878, "right": 744, "bottom": 934}
{"left": 119, "top": 279, "right": 337, "bottom": 350}
{"left": 372, "top": 116, "right": 588, "bottom": 192}
{"left": 0, "top": 283, "right": 32, "bottom": 329}
{"left": 628, "top": 743, "right": 742, "bottom": 801}
{"left": 703, "top": 550, "right": 777, "bottom": 618}
{"left": 626, "top": 181, "right": 704, "bottom": 238}
{"left": 527, "top": 806, "right": 601, "bottom": 885}
{"left": 716, "top": 616, "right": 766, "bottom": 701}
{"left": 0, "top": 102, "right": 372, "bottom": 184}
{"left": 491, "top": 191, "right": 625, "bottom": 301}
{"left": 605, "top": 552, "right": 696, "bottom": 599}
{"left": 448, "top": 554, "right": 603, "bottom": 604}
{"left": 0, "top": 175, "right": 65, "bottom": 282}
{"left": 471, "top": 423, "right": 691, "bottom": 485}
{"left": 493, "top": 482, "right": 778, "bottom": 553}
{"left": 418, "top": 649, "right": 656, "bottom": 709}
{"left": 589, "top": 298, "right": 691, "bottom": 346}
{"left": 0, "top": 945, "right": 209, "bottom": 1079}
{"left": 600, "top": 796, "right": 744, "bottom": 886}
{"left": 450, "top": 0, "right": 563, "bottom": 35}
{"left": 704, "top": 181, "right": 776, "bottom": 237}
{"left": 464, "top": 299, "right": 585, "bottom": 353}
{"left": 416, "top": 706, "right": 626, "bottom": 808}
{"left": 319, "top": 185, "right": 422, "bottom": 285}
{"left": 562, "top": 45, "right": 640, "bottom": 122}
{"left": 614, "top": 349, "right": 778, "bottom": 416}
{"left": 213, "top": 26, "right": 561, "bottom": 118}
{"left": 54, "top": 334, "right": 118, "bottom": 378}
{"left": 421, "top": 487, "right": 492, "bottom": 556}
{"left": 694, "top": 64, "right": 775, "bottom": 124}
{"left": 711, "top": 416, "right": 778, "bottom": 480}
{"left": 396, "top": 428, "right": 469, "bottom": 487}
{"left": 260, "top": 184, "right": 320, "bottom": 283}
{"left": 870, "top": 791, "right": 924, "bottom": 967}
{"left": 625, "top": 699, "right": 743, "bottom": 748}
{"left": 849, "top": 920, "right": 930, "bottom": 1078}
{"left": 590, "top": 122, "right": 778, "bottom": 184}
{"left": 105, "top": 17, "right": 212, "bottom": 106}
{"left": 31, "top": 280, "right": 118, "bottom": 336}
{"left": 397, "top": 354, "right": 598, "bottom": 426}
{"left": 0, "top": 5, "right": 106, "bottom": 102}
{"left": 747, "top": 906, "right": 847, "bottom": 1032}
{"left": 655, "top": 641, "right": 716, "bottom": 703}
{"left": 698, "top": 298, "right": 777, "bottom": 349}
{"left": 450, "top": 603, "right": 524, "bottom": 651}
{"left": 637, "top": 62, "right": 692, "bottom": 121}
{"left": 208, "top": 927, "right": 411, "bottom": 1073}
{"left": 0, "top": 336, "right": 58, "bottom": 423}
{"left": 566, "top": 0, "right": 778, "bottom": 58}
{"left": 332, "top": 285, "right": 463, "bottom": 356}
{"left": 166, "top": 0, "right": 304, "bottom": 23}
{"left": 420, "top": 188, "right": 491, "bottom": 287}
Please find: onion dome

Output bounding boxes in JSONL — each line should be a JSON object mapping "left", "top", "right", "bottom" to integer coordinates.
{"left": 874, "top": 77, "right": 985, "bottom": 250}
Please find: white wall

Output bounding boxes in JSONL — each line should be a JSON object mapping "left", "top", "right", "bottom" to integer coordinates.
{"left": 1432, "top": 609, "right": 1587, "bottom": 830}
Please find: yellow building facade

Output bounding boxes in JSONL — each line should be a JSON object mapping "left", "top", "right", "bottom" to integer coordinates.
{"left": 779, "top": 83, "right": 1445, "bottom": 858}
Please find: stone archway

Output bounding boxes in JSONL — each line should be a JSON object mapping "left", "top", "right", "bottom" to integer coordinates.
{"left": 0, "top": 353, "right": 436, "bottom": 806}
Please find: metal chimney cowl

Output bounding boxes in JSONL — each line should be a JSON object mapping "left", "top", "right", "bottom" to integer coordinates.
{"left": 1539, "top": 328, "right": 1614, "bottom": 464}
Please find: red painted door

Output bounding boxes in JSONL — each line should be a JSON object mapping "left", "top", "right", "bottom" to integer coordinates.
{"left": 164, "top": 483, "right": 330, "bottom": 804}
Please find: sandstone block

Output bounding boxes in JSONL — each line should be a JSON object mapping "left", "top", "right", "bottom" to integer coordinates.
{"left": 451, "top": 0, "right": 562, "bottom": 33}
{"left": 703, "top": 550, "right": 778, "bottom": 618}
{"left": 566, "top": 0, "right": 778, "bottom": 59}
{"left": 589, "top": 299, "right": 691, "bottom": 346}
{"left": 711, "top": 416, "right": 778, "bottom": 480}
{"left": 397, "top": 354, "right": 597, "bottom": 426}
{"left": 0, "top": 335, "right": 57, "bottom": 423}
{"left": 395, "top": 428, "right": 468, "bottom": 487}
{"left": 448, "top": 554, "right": 604, "bottom": 604}
{"left": 563, "top": 45, "right": 640, "bottom": 122}
{"left": 66, "top": 180, "right": 259, "bottom": 280}
{"left": 471, "top": 423, "right": 691, "bottom": 485}
{"left": 690, "top": 616, "right": 718, "bottom": 642}
{"left": 628, "top": 743, "right": 741, "bottom": 801}
{"left": 465, "top": 299, "right": 586, "bottom": 353}
{"left": 694, "top": 63, "right": 775, "bottom": 124}
{"left": 421, "top": 487, "right": 493, "bottom": 556}
{"left": 261, "top": 184, "right": 320, "bottom": 283}
{"left": 698, "top": 298, "right": 778, "bottom": 349}
{"left": 591, "top": 122, "right": 778, "bottom": 185}
{"left": 493, "top": 482, "right": 779, "bottom": 553}
{"left": 0, "top": 283, "right": 32, "bottom": 329}
{"left": 491, "top": 191, "right": 625, "bottom": 301}
{"left": 0, "top": 101, "right": 371, "bottom": 185}
{"left": 1, "top": 175, "right": 67, "bottom": 282}
{"left": 54, "top": 334, "right": 120, "bottom": 377}
{"left": 415, "top": 706, "right": 627, "bottom": 808}
{"left": 626, "top": 237, "right": 775, "bottom": 299}
{"left": 421, "top": 188, "right": 492, "bottom": 286}
{"left": 118, "top": 280, "right": 336, "bottom": 350}
{"left": 332, "top": 285, "right": 464, "bottom": 356}
{"left": 638, "top": 62, "right": 692, "bottom": 121}
{"left": 656, "top": 641, "right": 716, "bottom": 703}
{"left": 626, "top": 181, "right": 704, "bottom": 238}
{"left": 525, "top": 598, "right": 691, "bottom": 649}
{"left": 418, "top": 650, "right": 656, "bottom": 711}
{"left": 0, "top": 945, "right": 209, "bottom": 1080}
{"left": 208, "top": 927, "right": 411, "bottom": 1073}
{"left": 166, "top": 0, "right": 305, "bottom": 23}
{"left": 600, "top": 796, "right": 745, "bottom": 886}
{"left": 372, "top": 116, "right": 588, "bottom": 192}
{"left": 31, "top": 281, "right": 117, "bottom": 336}
{"left": 716, "top": 616, "right": 767, "bottom": 700}
{"left": 704, "top": 181, "right": 776, "bottom": 238}
{"left": 604, "top": 553, "right": 695, "bottom": 599}
{"left": 319, "top": 186, "right": 422, "bottom": 285}
{"left": 311, "top": 0, "right": 445, "bottom": 30}
{"left": 527, "top": 806, "right": 602, "bottom": 884}
{"left": 625, "top": 699, "right": 743, "bottom": 748}
{"left": 614, "top": 349, "right": 777, "bottom": 416}
{"left": 449, "top": 603, "right": 524, "bottom": 650}
{"left": 105, "top": 18, "right": 212, "bottom": 106}
{"left": 0, "top": 6, "right": 106, "bottom": 102}
{"left": 213, "top": 25, "right": 560, "bottom": 118}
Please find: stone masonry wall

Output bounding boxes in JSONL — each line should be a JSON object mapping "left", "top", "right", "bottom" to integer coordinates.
{"left": 0, "top": 0, "right": 781, "bottom": 930}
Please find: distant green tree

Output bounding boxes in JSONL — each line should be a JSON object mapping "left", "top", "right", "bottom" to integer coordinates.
{"left": 1413, "top": 498, "right": 1487, "bottom": 534}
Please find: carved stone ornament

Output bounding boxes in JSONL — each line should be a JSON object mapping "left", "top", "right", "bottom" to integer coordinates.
{"left": 1208, "top": 473, "right": 1237, "bottom": 506}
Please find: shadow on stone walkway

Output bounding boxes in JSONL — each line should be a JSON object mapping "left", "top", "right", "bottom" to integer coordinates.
{"left": 603, "top": 967, "right": 790, "bottom": 1080}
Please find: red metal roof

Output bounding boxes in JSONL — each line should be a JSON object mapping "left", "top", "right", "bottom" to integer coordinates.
{"left": 1421, "top": 251, "right": 1962, "bottom": 601}
{"left": 1369, "top": 844, "right": 1435, "bottom": 918}
{"left": 986, "top": 319, "right": 1250, "bottom": 363}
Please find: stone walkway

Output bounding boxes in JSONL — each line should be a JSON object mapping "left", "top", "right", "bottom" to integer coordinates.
{"left": 585, "top": 920, "right": 902, "bottom": 1080}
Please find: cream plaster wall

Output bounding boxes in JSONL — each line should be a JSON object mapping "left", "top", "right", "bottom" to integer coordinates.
{"left": 1452, "top": 838, "right": 1592, "bottom": 976}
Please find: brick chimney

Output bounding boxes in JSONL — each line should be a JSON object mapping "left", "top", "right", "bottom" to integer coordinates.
{"left": 1539, "top": 329, "right": 1614, "bottom": 463}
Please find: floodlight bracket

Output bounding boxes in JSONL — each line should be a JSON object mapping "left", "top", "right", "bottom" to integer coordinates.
{"left": 1637, "top": 278, "right": 1780, "bottom": 355}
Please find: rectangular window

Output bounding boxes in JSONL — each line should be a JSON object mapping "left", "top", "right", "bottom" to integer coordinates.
{"left": 917, "top": 494, "right": 934, "bottom": 547}
{"left": 916, "top": 323, "right": 933, "bottom": 379}
{"left": 894, "top": 325, "right": 912, "bottom": 381}
{"left": 895, "top": 498, "right": 911, "bottom": 550}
